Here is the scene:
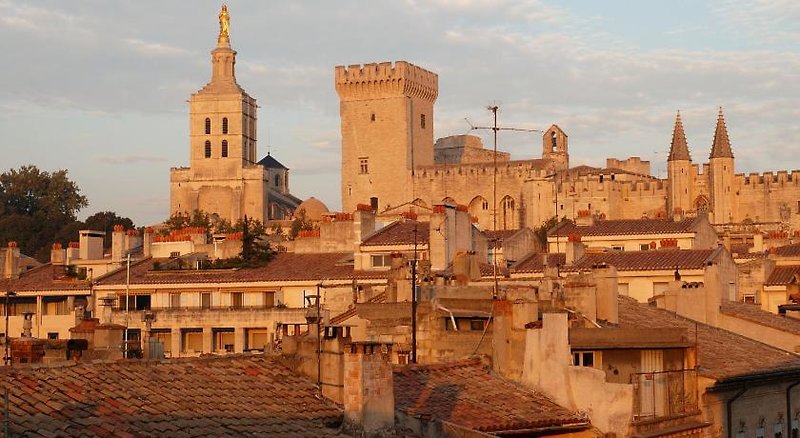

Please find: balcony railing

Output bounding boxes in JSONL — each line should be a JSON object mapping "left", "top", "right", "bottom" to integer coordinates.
{"left": 631, "top": 369, "right": 699, "bottom": 422}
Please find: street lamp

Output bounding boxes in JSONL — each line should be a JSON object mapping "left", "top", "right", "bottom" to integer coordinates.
{"left": 4, "top": 291, "right": 17, "bottom": 366}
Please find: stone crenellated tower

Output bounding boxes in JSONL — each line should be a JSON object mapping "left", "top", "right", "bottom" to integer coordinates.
{"left": 170, "top": 6, "right": 299, "bottom": 223}
{"left": 708, "top": 107, "right": 735, "bottom": 225}
{"left": 336, "top": 61, "right": 438, "bottom": 213}
{"left": 667, "top": 111, "right": 692, "bottom": 218}
{"left": 542, "top": 124, "right": 569, "bottom": 171}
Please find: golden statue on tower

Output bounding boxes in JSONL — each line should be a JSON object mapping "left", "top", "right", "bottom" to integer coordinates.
{"left": 218, "top": 5, "right": 230, "bottom": 40}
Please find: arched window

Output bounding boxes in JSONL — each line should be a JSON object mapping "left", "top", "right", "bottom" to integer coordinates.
{"left": 551, "top": 131, "right": 557, "bottom": 151}
{"left": 221, "top": 140, "right": 228, "bottom": 157}
{"left": 275, "top": 174, "right": 280, "bottom": 187}
{"left": 222, "top": 117, "right": 228, "bottom": 134}
{"left": 205, "top": 118, "right": 211, "bottom": 135}
{"left": 204, "top": 140, "right": 211, "bottom": 158}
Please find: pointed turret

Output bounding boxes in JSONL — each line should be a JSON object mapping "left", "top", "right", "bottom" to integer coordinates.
{"left": 710, "top": 107, "right": 733, "bottom": 158}
{"left": 668, "top": 110, "right": 691, "bottom": 161}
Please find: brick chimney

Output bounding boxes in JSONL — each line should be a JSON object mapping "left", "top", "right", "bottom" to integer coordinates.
{"left": 2, "top": 241, "right": 20, "bottom": 279}
{"left": 111, "top": 224, "right": 126, "bottom": 262}
{"left": 143, "top": 227, "right": 154, "bottom": 258}
{"left": 50, "top": 243, "right": 67, "bottom": 265}
{"left": 11, "top": 312, "right": 45, "bottom": 364}
{"left": 343, "top": 342, "right": 395, "bottom": 433}
{"left": 575, "top": 209, "right": 594, "bottom": 227}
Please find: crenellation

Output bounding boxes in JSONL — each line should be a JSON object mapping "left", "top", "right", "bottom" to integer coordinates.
{"left": 335, "top": 61, "right": 438, "bottom": 102}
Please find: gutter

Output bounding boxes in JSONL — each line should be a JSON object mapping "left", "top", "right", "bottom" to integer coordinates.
{"left": 492, "top": 421, "right": 591, "bottom": 436}
{"left": 787, "top": 380, "right": 800, "bottom": 436}
{"left": 709, "top": 369, "right": 800, "bottom": 393}
{"left": 726, "top": 386, "right": 747, "bottom": 438}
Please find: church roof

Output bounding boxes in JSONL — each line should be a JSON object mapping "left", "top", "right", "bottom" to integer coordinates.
{"left": 710, "top": 107, "right": 734, "bottom": 159}
{"left": 668, "top": 110, "right": 691, "bottom": 161}
{"left": 258, "top": 153, "right": 288, "bottom": 170}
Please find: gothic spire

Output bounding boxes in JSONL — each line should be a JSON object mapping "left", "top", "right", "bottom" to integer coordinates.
{"left": 668, "top": 110, "right": 691, "bottom": 161}
{"left": 710, "top": 107, "right": 734, "bottom": 159}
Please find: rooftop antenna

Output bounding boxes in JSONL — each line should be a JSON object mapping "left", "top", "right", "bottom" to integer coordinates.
{"left": 466, "top": 104, "right": 543, "bottom": 298}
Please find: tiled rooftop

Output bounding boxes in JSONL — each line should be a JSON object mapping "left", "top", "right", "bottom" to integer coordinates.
{"left": 617, "top": 297, "right": 800, "bottom": 381}
{"left": 0, "top": 355, "right": 345, "bottom": 437}
{"left": 764, "top": 265, "right": 800, "bottom": 286}
{"left": 513, "top": 249, "right": 715, "bottom": 274}
{"left": 720, "top": 300, "right": 800, "bottom": 336}
{"left": 549, "top": 218, "right": 699, "bottom": 237}
{"left": 1, "top": 264, "right": 92, "bottom": 293}
{"left": 775, "top": 244, "right": 800, "bottom": 257}
{"left": 361, "top": 221, "right": 430, "bottom": 247}
{"left": 393, "top": 358, "right": 589, "bottom": 434}
{"left": 95, "top": 252, "right": 387, "bottom": 286}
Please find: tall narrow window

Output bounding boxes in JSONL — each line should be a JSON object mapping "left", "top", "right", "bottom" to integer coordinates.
{"left": 221, "top": 140, "right": 228, "bottom": 157}
{"left": 551, "top": 131, "right": 557, "bottom": 151}
{"left": 222, "top": 117, "right": 228, "bottom": 134}
{"left": 274, "top": 174, "right": 280, "bottom": 187}
{"left": 420, "top": 114, "right": 426, "bottom": 129}
{"left": 359, "top": 158, "right": 369, "bottom": 174}
{"left": 204, "top": 140, "right": 211, "bottom": 158}
{"left": 205, "top": 118, "right": 211, "bottom": 135}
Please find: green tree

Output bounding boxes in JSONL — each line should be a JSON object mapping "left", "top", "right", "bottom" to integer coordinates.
{"left": 84, "top": 211, "right": 136, "bottom": 248}
{"left": 0, "top": 165, "right": 88, "bottom": 261}
{"left": 289, "top": 208, "right": 314, "bottom": 239}
{"left": 533, "top": 216, "right": 563, "bottom": 251}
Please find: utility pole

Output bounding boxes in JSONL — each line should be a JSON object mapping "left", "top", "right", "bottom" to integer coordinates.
{"left": 411, "top": 224, "right": 418, "bottom": 363}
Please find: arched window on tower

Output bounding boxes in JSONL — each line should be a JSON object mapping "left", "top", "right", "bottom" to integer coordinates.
{"left": 222, "top": 117, "right": 228, "bottom": 134}
{"left": 274, "top": 174, "right": 281, "bottom": 187}
{"left": 205, "top": 118, "right": 211, "bottom": 135}
{"left": 204, "top": 140, "right": 211, "bottom": 158}
{"left": 551, "top": 131, "right": 557, "bottom": 152}
{"left": 221, "top": 140, "right": 228, "bottom": 157}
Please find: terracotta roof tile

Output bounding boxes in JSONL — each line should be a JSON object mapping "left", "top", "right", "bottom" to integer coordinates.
{"left": 361, "top": 221, "right": 430, "bottom": 246}
{"left": 550, "top": 218, "right": 699, "bottom": 237}
{"left": 0, "top": 355, "right": 345, "bottom": 437}
{"left": 512, "top": 253, "right": 566, "bottom": 273}
{"left": 393, "top": 358, "right": 589, "bottom": 433}
{"left": 720, "top": 300, "right": 800, "bottom": 336}
{"left": 765, "top": 265, "right": 800, "bottom": 286}
{"left": 513, "top": 249, "right": 715, "bottom": 274}
{"left": 95, "top": 252, "right": 386, "bottom": 286}
{"left": 2, "top": 264, "right": 92, "bottom": 293}
{"left": 775, "top": 244, "right": 800, "bottom": 257}
{"left": 617, "top": 297, "right": 800, "bottom": 381}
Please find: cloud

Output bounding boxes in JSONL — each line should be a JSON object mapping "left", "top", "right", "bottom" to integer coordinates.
{"left": 123, "top": 38, "right": 190, "bottom": 56}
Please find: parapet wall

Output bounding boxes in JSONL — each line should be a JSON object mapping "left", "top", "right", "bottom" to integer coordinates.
{"left": 335, "top": 61, "right": 438, "bottom": 102}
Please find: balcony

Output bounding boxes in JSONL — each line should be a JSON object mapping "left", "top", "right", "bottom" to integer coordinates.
{"left": 632, "top": 369, "right": 700, "bottom": 422}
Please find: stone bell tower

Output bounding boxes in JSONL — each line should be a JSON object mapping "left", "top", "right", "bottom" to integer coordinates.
{"left": 170, "top": 5, "right": 268, "bottom": 222}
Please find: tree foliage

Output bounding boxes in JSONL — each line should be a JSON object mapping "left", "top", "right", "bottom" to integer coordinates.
{"left": 289, "top": 208, "right": 315, "bottom": 239}
{"left": 0, "top": 166, "right": 89, "bottom": 261}
{"left": 533, "top": 216, "right": 563, "bottom": 251}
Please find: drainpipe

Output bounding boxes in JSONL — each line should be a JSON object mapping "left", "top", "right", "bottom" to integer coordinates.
{"left": 727, "top": 386, "right": 747, "bottom": 438}
{"left": 787, "top": 380, "right": 800, "bottom": 436}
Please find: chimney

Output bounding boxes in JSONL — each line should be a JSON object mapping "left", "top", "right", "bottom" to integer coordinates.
{"left": 672, "top": 207, "right": 684, "bottom": 222}
{"left": 592, "top": 265, "right": 618, "bottom": 324}
{"left": 3, "top": 241, "right": 20, "bottom": 279}
{"left": 143, "top": 227, "right": 154, "bottom": 258}
{"left": 753, "top": 232, "right": 764, "bottom": 253}
{"left": 111, "top": 225, "right": 125, "bottom": 262}
{"left": 50, "top": 243, "right": 67, "bottom": 265}
{"left": 430, "top": 204, "right": 473, "bottom": 271}
{"left": 565, "top": 233, "right": 584, "bottom": 265}
{"left": 66, "top": 241, "right": 80, "bottom": 263}
{"left": 344, "top": 342, "right": 395, "bottom": 433}
{"left": 575, "top": 209, "right": 594, "bottom": 227}
{"left": 78, "top": 230, "right": 105, "bottom": 260}
{"left": 11, "top": 312, "right": 45, "bottom": 365}
{"left": 353, "top": 204, "right": 376, "bottom": 245}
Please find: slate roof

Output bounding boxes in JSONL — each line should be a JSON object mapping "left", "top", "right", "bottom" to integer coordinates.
{"left": 764, "top": 265, "right": 800, "bottom": 286}
{"left": 393, "top": 358, "right": 589, "bottom": 434}
{"left": 361, "top": 221, "right": 430, "bottom": 247}
{"left": 617, "top": 297, "right": 800, "bottom": 381}
{"left": 257, "top": 153, "right": 288, "bottom": 169}
{"left": 95, "top": 252, "right": 386, "bottom": 286}
{"left": 720, "top": 300, "right": 800, "bottom": 336}
{"left": 0, "top": 355, "right": 345, "bottom": 437}
{"left": 549, "top": 218, "right": 700, "bottom": 237}
{"left": 0, "top": 264, "right": 92, "bottom": 293}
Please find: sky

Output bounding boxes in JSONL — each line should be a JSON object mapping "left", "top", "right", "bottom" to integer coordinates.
{"left": 1, "top": 0, "right": 799, "bottom": 226}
